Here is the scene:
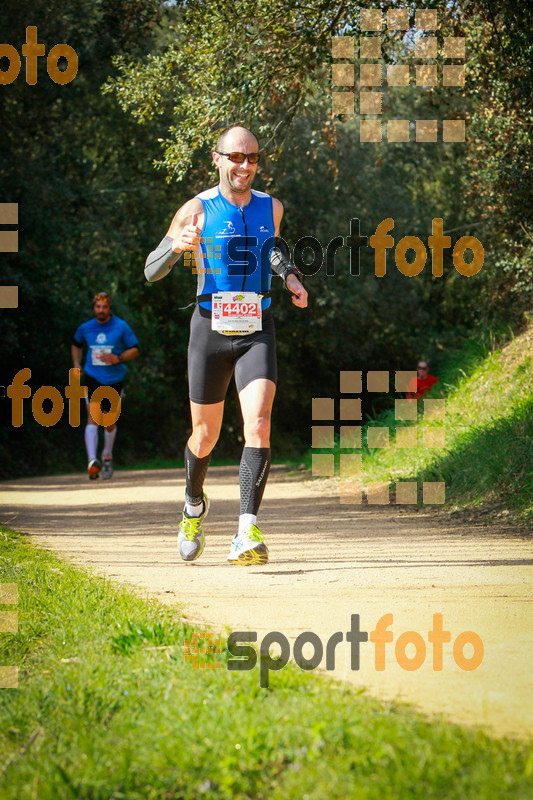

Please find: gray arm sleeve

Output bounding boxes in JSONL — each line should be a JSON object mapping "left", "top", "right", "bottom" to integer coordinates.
{"left": 144, "top": 236, "right": 180, "bottom": 282}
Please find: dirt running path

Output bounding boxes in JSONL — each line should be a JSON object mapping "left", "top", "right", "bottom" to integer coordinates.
{"left": 2, "top": 466, "right": 532, "bottom": 739}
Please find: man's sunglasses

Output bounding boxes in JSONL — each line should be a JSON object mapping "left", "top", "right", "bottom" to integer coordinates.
{"left": 93, "top": 292, "right": 111, "bottom": 304}
{"left": 216, "top": 151, "right": 261, "bottom": 164}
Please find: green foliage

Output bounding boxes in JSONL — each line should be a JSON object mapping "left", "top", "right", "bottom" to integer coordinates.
{"left": 1, "top": 528, "right": 532, "bottom": 798}
{"left": 353, "top": 326, "right": 533, "bottom": 521}
{"left": 463, "top": 2, "right": 532, "bottom": 232}
{"left": 109, "top": 618, "right": 191, "bottom": 655}
{"left": 105, "top": 0, "right": 347, "bottom": 180}
{"left": 458, "top": 1, "right": 533, "bottom": 319}
{"left": 1, "top": 0, "right": 531, "bottom": 479}
{"left": 0, "top": 0, "right": 189, "bottom": 476}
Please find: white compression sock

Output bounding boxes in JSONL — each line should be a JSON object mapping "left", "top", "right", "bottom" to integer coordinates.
{"left": 185, "top": 499, "right": 204, "bottom": 517}
{"left": 239, "top": 513, "right": 257, "bottom": 535}
{"left": 102, "top": 426, "right": 117, "bottom": 459}
{"left": 84, "top": 424, "right": 98, "bottom": 461}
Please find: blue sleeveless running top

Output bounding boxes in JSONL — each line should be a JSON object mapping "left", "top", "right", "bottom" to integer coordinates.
{"left": 195, "top": 186, "right": 275, "bottom": 310}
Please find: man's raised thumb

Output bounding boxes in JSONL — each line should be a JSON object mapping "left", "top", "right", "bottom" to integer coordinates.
{"left": 191, "top": 212, "right": 198, "bottom": 228}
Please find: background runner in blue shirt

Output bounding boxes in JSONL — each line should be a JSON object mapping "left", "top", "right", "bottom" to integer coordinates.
{"left": 72, "top": 292, "right": 139, "bottom": 481}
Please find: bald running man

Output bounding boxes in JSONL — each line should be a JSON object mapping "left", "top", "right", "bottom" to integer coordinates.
{"left": 145, "top": 125, "right": 307, "bottom": 564}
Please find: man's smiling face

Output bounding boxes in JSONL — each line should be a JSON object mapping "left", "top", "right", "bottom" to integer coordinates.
{"left": 213, "top": 127, "right": 259, "bottom": 195}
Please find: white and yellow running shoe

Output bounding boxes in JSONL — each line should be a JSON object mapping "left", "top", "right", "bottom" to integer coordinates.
{"left": 177, "top": 494, "right": 209, "bottom": 562}
{"left": 227, "top": 525, "right": 269, "bottom": 565}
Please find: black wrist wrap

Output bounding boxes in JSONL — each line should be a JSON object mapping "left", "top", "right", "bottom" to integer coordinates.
{"left": 270, "top": 237, "right": 301, "bottom": 285}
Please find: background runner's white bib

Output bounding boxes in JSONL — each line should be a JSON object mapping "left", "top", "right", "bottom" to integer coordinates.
{"left": 212, "top": 292, "right": 262, "bottom": 334}
{"left": 90, "top": 345, "right": 113, "bottom": 365}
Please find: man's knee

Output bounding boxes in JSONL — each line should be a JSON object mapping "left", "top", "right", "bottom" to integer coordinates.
{"left": 244, "top": 413, "right": 271, "bottom": 441}
{"left": 190, "top": 424, "right": 220, "bottom": 455}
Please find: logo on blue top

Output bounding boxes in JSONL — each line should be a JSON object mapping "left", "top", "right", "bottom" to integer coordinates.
{"left": 219, "top": 220, "right": 236, "bottom": 236}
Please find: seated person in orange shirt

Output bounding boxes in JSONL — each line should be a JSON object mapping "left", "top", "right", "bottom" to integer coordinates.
{"left": 407, "top": 361, "right": 438, "bottom": 400}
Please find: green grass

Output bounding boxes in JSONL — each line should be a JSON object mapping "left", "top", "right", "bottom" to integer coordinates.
{"left": 309, "top": 326, "right": 533, "bottom": 523}
{"left": 1, "top": 528, "right": 532, "bottom": 799}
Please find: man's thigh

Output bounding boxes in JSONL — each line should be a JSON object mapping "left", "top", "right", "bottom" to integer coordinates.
{"left": 234, "top": 312, "right": 277, "bottom": 396}
{"left": 188, "top": 306, "right": 234, "bottom": 404}
{"left": 189, "top": 398, "right": 225, "bottom": 439}
{"left": 238, "top": 378, "right": 276, "bottom": 422}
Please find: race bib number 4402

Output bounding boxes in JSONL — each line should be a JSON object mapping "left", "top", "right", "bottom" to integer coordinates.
{"left": 212, "top": 292, "right": 262, "bottom": 334}
{"left": 223, "top": 300, "right": 258, "bottom": 316}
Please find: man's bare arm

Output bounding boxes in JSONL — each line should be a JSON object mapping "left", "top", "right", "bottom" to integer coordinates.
{"left": 272, "top": 197, "right": 284, "bottom": 236}
{"left": 99, "top": 346, "right": 140, "bottom": 365}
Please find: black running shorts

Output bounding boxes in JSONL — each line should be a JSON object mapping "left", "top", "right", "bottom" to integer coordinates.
{"left": 188, "top": 305, "right": 277, "bottom": 405}
{"left": 84, "top": 374, "right": 124, "bottom": 414}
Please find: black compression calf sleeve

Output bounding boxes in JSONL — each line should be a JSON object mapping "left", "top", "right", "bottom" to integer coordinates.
{"left": 185, "top": 444, "right": 211, "bottom": 505}
{"left": 239, "top": 447, "right": 271, "bottom": 515}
